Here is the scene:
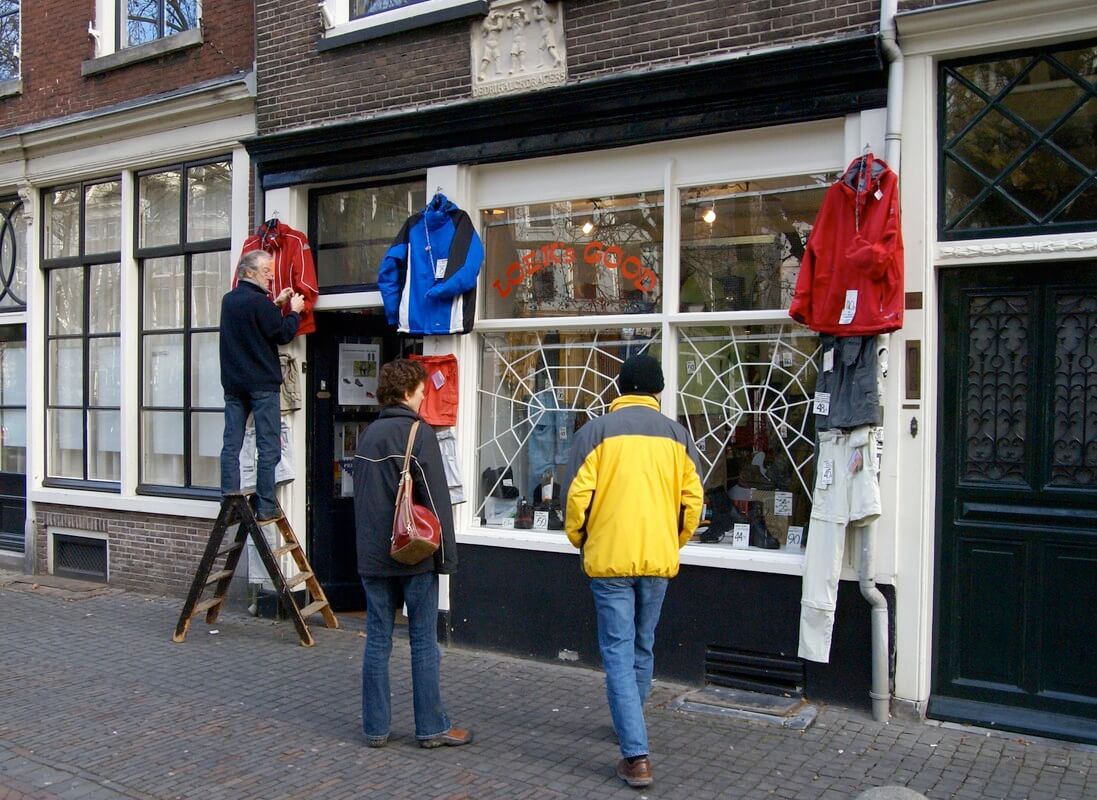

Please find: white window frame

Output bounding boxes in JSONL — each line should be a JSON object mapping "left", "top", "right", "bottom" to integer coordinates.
{"left": 321, "top": 0, "right": 483, "bottom": 40}
{"left": 90, "top": 0, "right": 202, "bottom": 59}
{"left": 0, "top": 0, "right": 20, "bottom": 94}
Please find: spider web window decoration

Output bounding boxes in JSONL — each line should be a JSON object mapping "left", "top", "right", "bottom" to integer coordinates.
{"left": 678, "top": 324, "right": 819, "bottom": 496}
{"left": 477, "top": 328, "right": 660, "bottom": 519}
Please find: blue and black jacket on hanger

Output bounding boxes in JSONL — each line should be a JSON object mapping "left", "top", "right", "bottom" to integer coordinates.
{"left": 378, "top": 192, "right": 483, "bottom": 335}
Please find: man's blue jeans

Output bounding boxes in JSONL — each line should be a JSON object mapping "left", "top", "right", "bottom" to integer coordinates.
{"left": 220, "top": 389, "right": 280, "bottom": 516}
{"left": 590, "top": 576, "right": 669, "bottom": 759}
{"left": 361, "top": 573, "right": 450, "bottom": 741}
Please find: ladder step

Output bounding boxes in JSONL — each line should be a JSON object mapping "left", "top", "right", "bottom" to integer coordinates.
{"left": 297, "top": 600, "right": 329, "bottom": 619}
{"left": 272, "top": 543, "right": 299, "bottom": 558}
{"left": 217, "top": 542, "right": 245, "bottom": 557}
{"left": 285, "top": 571, "right": 313, "bottom": 590}
{"left": 257, "top": 514, "right": 285, "bottom": 526}
{"left": 205, "top": 569, "right": 233, "bottom": 585}
{"left": 192, "top": 597, "right": 223, "bottom": 616}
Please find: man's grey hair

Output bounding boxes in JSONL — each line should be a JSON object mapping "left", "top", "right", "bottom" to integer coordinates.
{"left": 235, "top": 250, "right": 272, "bottom": 281}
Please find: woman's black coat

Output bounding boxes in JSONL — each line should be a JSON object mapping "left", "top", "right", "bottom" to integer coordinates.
{"left": 353, "top": 404, "right": 458, "bottom": 577}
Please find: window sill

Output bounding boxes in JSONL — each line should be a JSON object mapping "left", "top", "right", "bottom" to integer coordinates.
{"left": 81, "top": 27, "right": 204, "bottom": 77}
{"left": 318, "top": 0, "right": 488, "bottom": 51}
{"left": 0, "top": 78, "right": 22, "bottom": 99}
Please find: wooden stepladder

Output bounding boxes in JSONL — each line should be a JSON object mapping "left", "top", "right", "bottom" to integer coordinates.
{"left": 173, "top": 493, "right": 338, "bottom": 647}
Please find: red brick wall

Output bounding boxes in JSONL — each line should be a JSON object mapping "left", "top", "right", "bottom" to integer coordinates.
{"left": 256, "top": 0, "right": 882, "bottom": 135}
{"left": 2, "top": 1, "right": 255, "bottom": 131}
{"left": 35, "top": 505, "right": 212, "bottom": 597}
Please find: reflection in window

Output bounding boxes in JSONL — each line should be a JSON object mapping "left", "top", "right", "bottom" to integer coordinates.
{"left": 123, "top": 0, "right": 198, "bottom": 48}
{"left": 481, "top": 193, "right": 664, "bottom": 320}
{"left": 679, "top": 176, "right": 832, "bottom": 313}
{"left": 0, "top": 197, "right": 27, "bottom": 310}
{"left": 477, "top": 328, "right": 660, "bottom": 528}
{"left": 0, "top": 1, "right": 19, "bottom": 81}
{"left": 311, "top": 179, "right": 426, "bottom": 289}
{"left": 941, "top": 41, "right": 1097, "bottom": 237}
{"left": 0, "top": 334, "right": 26, "bottom": 475}
{"left": 350, "top": 0, "right": 431, "bottom": 20}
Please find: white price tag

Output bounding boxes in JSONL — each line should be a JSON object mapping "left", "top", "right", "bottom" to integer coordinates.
{"left": 501, "top": 517, "right": 515, "bottom": 529}
{"left": 874, "top": 189, "right": 884, "bottom": 201}
{"left": 774, "top": 491, "right": 793, "bottom": 517}
{"left": 434, "top": 258, "right": 448, "bottom": 279}
{"left": 785, "top": 526, "right": 805, "bottom": 550}
{"left": 782, "top": 350, "right": 794, "bottom": 367}
{"left": 839, "top": 290, "right": 858, "bottom": 325}
{"left": 822, "top": 349, "right": 834, "bottom": 373}
{"left": 686, "top": 360, "right": 697, "bottom": 374}
{"left": 533, "top": 511, "right": 549, "bottom": 530}
{"left": 778, "top": 422, "right": 789, "bottom": 440}
{"left": 813, "top": 391, "right": 831, "bottom": 416}
{"left": 431, "top": 369, "right": 446, "bottom": 390}
{"left": 697, "top": 438, "right": 706, "bottom": 452}
{"left": 558, "top": 425, "right": 568, "bottom": 441}
{"left": 731, "top": 523, "right": 751, "bottom": 549}
{"left": 820, "top": 459, "right": 834, "bottom": 487}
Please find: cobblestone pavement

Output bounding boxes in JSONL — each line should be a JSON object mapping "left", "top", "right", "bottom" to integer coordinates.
{"left": 0, "top": 578, "right": 1093, "bottom": 800}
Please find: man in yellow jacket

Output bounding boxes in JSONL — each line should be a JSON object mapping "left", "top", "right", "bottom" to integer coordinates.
{"left": 562, "top": 354, "right": 703, "bottom": 789}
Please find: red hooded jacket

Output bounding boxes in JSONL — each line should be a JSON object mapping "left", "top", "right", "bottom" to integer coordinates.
{"left": 789, "top": 155, "right": 904, "bottom": 335}
{"left": 238, "top": 220, "right": 320, "bottom": 335}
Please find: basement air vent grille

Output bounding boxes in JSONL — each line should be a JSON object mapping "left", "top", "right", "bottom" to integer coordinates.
{"left": 704, "top": 645, "right": 804, "bottom": 698}
{"left": 53, "top": 534, "right": 108, "bottom": 582}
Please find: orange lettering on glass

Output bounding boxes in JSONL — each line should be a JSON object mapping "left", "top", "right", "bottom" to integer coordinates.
{"left": 494, "top": 240, "right": 658, "bottom": 298}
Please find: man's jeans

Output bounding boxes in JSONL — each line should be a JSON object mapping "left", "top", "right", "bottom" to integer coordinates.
{"left": 220, "top": 389, "right": 280, "bottom": 516}
{"left": 361, "top": 573, "right": 450, "bottom": 740}
{"left": 590, "top": 576, "right": 669, "bottom": 759}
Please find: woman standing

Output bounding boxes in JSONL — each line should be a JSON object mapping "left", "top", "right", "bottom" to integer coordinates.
{"left": 352, "top": 358, "right": 472, "bottom": 749}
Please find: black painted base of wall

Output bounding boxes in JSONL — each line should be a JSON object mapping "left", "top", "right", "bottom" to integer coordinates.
{"left": 449, "top": 544, "right": 896, "bottom": 711}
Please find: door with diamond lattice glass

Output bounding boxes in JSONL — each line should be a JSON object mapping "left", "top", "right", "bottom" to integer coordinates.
{"left": 932, "top": 264, "right": 1097, "bottom": 744}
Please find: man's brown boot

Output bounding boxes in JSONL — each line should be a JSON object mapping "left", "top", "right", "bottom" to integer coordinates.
{"left": 616, "top": 756, "right": 653, "bottom": 788}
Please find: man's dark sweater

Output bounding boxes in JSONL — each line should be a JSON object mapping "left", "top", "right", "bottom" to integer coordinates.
{"left": 219, "top": 280, "right": 300, "bottom": 395}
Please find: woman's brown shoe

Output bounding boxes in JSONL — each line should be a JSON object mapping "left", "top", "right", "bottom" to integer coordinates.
{"left": 419, "top": 727, "right": 474, "bottom": 748}
{"left": 616, "top": 756, "right": 653, "bottom": 788}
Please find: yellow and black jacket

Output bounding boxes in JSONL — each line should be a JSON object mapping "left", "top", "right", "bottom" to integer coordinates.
{"left": 563, "top": 394, "right": 704, "bottom": 578}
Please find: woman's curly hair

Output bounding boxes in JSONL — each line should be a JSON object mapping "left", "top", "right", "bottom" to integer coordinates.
{"left": 377, "top": 358, "right": 427, "bottom": 407}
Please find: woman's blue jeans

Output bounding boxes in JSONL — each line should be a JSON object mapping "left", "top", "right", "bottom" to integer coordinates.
{"left": 590, "top": 576, "right": 669, "bottom": 759}
{"left": 361, "top": 572, "right": 450, "bottom": 740}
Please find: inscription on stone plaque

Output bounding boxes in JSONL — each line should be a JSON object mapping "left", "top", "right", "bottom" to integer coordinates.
{"left": 472, "top": 0, "right": 567, "bottom": 97}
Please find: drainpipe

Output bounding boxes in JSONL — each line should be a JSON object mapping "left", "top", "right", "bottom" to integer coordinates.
{"left": 880, "top": 0, "right": 904, "bottom": 171}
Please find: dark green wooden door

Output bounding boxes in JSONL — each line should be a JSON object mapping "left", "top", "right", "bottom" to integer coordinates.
{"left": 932, "top": 263, "right": 1097, "bottom": 744}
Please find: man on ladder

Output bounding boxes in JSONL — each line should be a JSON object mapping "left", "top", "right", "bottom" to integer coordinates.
{"left": 218, "top": 250, "right": 304, "bottom": 520}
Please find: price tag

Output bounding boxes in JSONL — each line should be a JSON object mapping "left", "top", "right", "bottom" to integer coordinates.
{"left": 501, "top": 517, "right": 515, "bottom": 529}
{"left": 533, "top": 511, "right": 549, "bottom": 530}
{"left": 822, "top": 349, "right": 834, "bottom": 373}
{"left": 847, "top": 448, "right": 864, "bottom": 474}
{"left": 434, "top": 258, "right": 448, "bottom": 279}
{"left": 813, "top": 391, "right": 831, "bottom": 416}
{"left": 731, "top": 523, "right": 751, "bottom": 549}
{"left": 774, "top": 491, "right": 793, "bottom": 517}
{"left": 778, "top": 422, "right": 789, "bottom": 440}
{"left": 686, "top": 360, "right": 697, "bottom": 374}
{"left": 556, "top": 389, "right": 565, "bottom": 403}
{"left": 820, "top": 459, "right": 834, "bottom": 487}
{"left": 782, "top": 350, "right": 794, "bottom": 367}
{"left": 558, "top": 425, "right": 569, "bottom": 441}
{"left": 874, "top": 189, "right": 884, "bottom": 201}
{"left": 697, "top": 438, "right": 706, "bottom": 452}
{"left": 839, "top": 290, "right": 858, "bottom": 325}
{"left": 785, "top": 526, "right": 805, "bottom": 550}
{"left": 431, "top": 369, "right": 446, "bottom": 390}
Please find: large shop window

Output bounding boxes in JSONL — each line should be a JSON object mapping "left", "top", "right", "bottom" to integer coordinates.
{"left": 137, "top": 159, "right": 231, "bottom": 492}
{"left": 940, "top": 40, "right": 1097, "bottom": 239}
{"left": 0, "top": 196, "right": 26, "bottom": 310}
{"left": 0, "top": 328, "right": 25, "bottom": 475}
{"left": 481, "top": 192, "right": 664, "bottom": 319}
{"left": 42, "top": 180, "right": 123, "bottom": 486}
{"left": 310, "top": 179, "right": 426, "bottom": 291}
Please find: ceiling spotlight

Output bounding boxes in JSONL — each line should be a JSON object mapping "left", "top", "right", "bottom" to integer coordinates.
{"left": 702, "top": 207, "right": 717, "bottom": 224}
{"left": 581, "top": 220, "right": 594, "bottom": 235}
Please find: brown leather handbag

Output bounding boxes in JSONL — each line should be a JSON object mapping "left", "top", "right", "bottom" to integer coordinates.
{"left": 390, "top": 421, "right": 442, "bottom": 565}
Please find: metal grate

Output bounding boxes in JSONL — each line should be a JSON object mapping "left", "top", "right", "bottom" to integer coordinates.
{"left": 704, "top": 645, "right": 804, "bottom": 698}
{"left": 53, "top": 534, "right": 107, "bottom": 582}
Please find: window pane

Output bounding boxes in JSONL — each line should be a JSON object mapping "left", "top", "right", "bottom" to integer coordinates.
{"left": 139, "top": 170, "right": 182, "bottom": 248}
{"left": 84, "top": 181, "right": 122, "bottom": 254}
{"left": 49, "top": 268, "right": 84, "bottom": 335}
{"left": 679, "top": 176, "right": 833, "bottom": 313}
{"left": 0, "top": 7, "right": 19, "bottom": 82}
{"left": 677, "top": 324, "right": 818, "bottom": 550}
{"left": 142, "top": 410, "right": 184, "bottom": 485}
{"left": 481, "top": 193, "right": 664, "bottom": 319}
{"left": 187, "top": 162, "right": 232, "bottom": 242}
{"left": 0, "top": 339, "right": 25, "bottom": 406}
{"left": 476, "top": 328, "right": 661, "bottom": 526}
{"left": 89, "top": 263, "right": 122, "bottom": 334}
{"left": 191, "top": 251, "right": 230, "bottom": 328}
{"left": 88, "top": 409, "right": 121, "bottom": 481}
{"left": 143, "top": 333, "right": 184, "bottom": 407}
{"left": 89, "top": 338, "right": 121, "bottom": 407}
{"left": 191, "top": 331, "right": 222, "bottom": 408}
{"left": 143, "top": 256, "right": 185, "bottom": 329}
{"left": 166, "top": 0, "right": 197, "bottom": 34}
{"left": 0, "top": 409, "right": 26, "bottom": 474}
{"left": 0, "top": 198, "right": 27, "bottom": 309}
{"left": 350, "top": 0, "right": 430, "bottom": 18}
{"left": 191, "top": 412, "right": 223, "bottom": 488}
{"left": 49, "top": 340, "right": 83, "bottom": 406}
{"left": 45, "top": 188, "right": 80, "bottom": 260}
{"left": 126, "top": 0, "right": 160, "bottom": 46}
{"left": 48, "top": 408, "right": 84, "bottom": 479}
{"left": 314, "top": 181, "right": 425, "bottom": 288}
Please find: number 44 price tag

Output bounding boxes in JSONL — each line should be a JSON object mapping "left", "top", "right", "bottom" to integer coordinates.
{"left": 731, "top": 523, "right": 751, "bottom": 550}
{"left": 784, "top": 526, "right": 805, "bottom": 551}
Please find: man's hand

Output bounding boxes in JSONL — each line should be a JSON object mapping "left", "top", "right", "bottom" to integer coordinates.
{"left": 273, "top": 287, "right": 293, "bottom": 307}
{"left": 289, "top": 293, "right": 306, "bottom": 314}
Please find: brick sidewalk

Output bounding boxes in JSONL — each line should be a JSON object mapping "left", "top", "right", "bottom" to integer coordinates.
{"left": 0, "top": 581, "right": 1093, "bottom": 800}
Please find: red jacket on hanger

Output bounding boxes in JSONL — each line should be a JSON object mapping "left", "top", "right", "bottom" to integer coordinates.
{"left": 238, "top": 220, "right": 320, "bottom": 335}
{"left": 789, "top": 154, "right": 904, "bottom": 336}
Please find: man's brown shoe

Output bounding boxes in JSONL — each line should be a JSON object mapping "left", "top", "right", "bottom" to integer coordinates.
{"left": 418, "top": 727, "right": 474, "bottom": 748}
{"left": 616, "top": 756, "right": 653, "bottom": 788}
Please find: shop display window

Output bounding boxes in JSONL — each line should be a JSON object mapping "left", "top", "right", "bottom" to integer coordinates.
{"left": 480, "top": 192, "right": 664, "bottom": 320}
{"left": 476, "top": 328, "right": 660, "bottom": 529}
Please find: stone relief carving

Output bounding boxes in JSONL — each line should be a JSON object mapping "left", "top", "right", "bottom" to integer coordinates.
{"left": 472, "top": 0, "right": 566, "bottom": 97}
{"left": 938, "top": 238, "right": 1097, "bottom": 259}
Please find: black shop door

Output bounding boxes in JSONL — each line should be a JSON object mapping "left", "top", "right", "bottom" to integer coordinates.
{"left": 932, "top": 263, "right": 1097, "bottom": 744}
{"left": 306, "top": 310, "right": 411, "bottom": 610}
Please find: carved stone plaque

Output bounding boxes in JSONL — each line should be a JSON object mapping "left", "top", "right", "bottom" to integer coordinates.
{"left": 471, "top": 0, "right": 566, "bottom": 98}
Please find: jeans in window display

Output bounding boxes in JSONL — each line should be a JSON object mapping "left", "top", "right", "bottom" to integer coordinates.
{"left": 220, "top": 389, "right": 280, "bottom": 516}
{"left": 361, "top": 573, "right": 450, "bottom": 741}
{"left": 590, "top": 576, "right": 669, "bottom": 759}
{"left": 527, "top": 388, "right": 574, "bottom": 496}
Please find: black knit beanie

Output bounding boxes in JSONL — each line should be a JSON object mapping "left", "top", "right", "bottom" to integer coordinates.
{"left": 618, "top": 354, "right": 665, "bottom": 394}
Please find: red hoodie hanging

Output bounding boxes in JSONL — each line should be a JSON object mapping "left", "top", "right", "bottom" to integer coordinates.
{"left": 236, "top": 219, "right": 321, "bottom": 336}
{"left": 789, "top": 154, "right": 904, "bottom": 335}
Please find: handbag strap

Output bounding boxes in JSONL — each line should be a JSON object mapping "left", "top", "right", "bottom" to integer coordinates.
{"left": 401, "top": 420, "right": 420, "bottom": 477}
